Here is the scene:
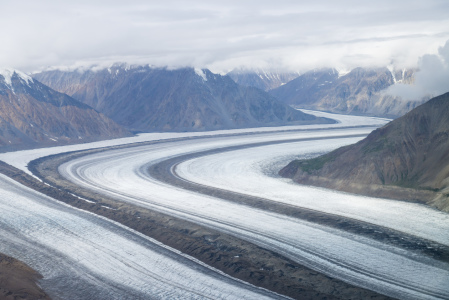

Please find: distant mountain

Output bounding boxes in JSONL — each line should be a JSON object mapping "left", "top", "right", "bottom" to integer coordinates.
{"left": 280, "top": 92, "right": 449, "bottom": 212}
{"left": 34, "top": 65, "right": 334, "bottom": 132}
{"left": 270, "top": 67, "right": 424, "bottom": 118}
{"left": 227, "top": 69, "right": 300, "bottom": 91}
{"left": 0, "top": 69, "right": 129, "bottom": 150}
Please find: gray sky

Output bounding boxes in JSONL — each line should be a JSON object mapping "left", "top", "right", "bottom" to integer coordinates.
{"left": 1, "top": 0, "right": 449, "bottom": 73}
{"left": 386, "top": 40, "right": 449, "bottom": 100}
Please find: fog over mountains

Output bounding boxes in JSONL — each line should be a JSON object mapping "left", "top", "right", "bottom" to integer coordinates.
{"left": 269, "top": 67, "right": 426, "bottom": 118}
{"left": 1, "top": 61, "right": 445, "bottom": 151}
{"left": 227, "top": 69, "right": 300, "bottom": 91}
{"left": 34, "top": 65, "right": 333, "bottom": 133}
{"left": 0, "top": 69, "right": 129, "bottom": 150}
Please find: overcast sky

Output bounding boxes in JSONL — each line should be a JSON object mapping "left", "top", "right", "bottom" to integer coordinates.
{"left": 1, "top": 0, "right": 449, "bottom": 73}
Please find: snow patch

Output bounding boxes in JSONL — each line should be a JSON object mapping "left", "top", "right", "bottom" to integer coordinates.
{"left": 101, "top": 205, "right": 117, "bottom": 210}
{"left": 0, "top": 68, "right": 34, "bottom": 88}
{"left": 387, "top": 65, "right": 397, "bottom": 84}
{"left": 69, "top": 193, "right": 96, "bottom": 204}
{"left": 337, "top": 69, "right": 351, "bottom": 78}
{"left": 195, "top": 68, "right": 207, "bottom": 81}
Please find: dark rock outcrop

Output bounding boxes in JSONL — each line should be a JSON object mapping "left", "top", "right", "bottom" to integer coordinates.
{"left": 34, "top": 65, "right": 334, "bottom": 132}
{"left": 280, "top": 92, "right": 449, "bottom": 212}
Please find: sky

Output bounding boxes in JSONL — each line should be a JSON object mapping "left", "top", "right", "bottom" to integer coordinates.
{"left": 386, "top": 40, "right": 449, "bottom": 100}
{"left": 1, "top": 0, "right": 449, "bottom": 74}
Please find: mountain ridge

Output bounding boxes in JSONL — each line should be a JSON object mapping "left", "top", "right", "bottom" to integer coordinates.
{"left": 279, "top": 92, "right": 449, "bottom": 212}
{"left": 270, "top": 67, "right": 424, "bottom": 118}
{"left": 0, "top": 69, "right": 130, "bottom": 151}
{"left": 227, "top": 68, "right": 300, "bottom": 91}
{"left": 34, "top": 65, "right": 334, "bottom": 132}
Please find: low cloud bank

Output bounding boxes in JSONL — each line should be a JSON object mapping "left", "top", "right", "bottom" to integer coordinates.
{"left": 386, "top": 40, "right": 449, "bottom": 100}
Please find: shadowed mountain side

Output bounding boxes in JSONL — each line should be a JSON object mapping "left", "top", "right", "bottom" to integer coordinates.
{"left": 280, "top": 92, "right": 449, "bottom": 212}
{"left": 270, "top": 67, "right": 425, "bottom": 118}
{"left": 0, "top": 70, "right": 130, "bottom": 151}
{"left": 34, "top": 65, "right": 334, "bottom": 132}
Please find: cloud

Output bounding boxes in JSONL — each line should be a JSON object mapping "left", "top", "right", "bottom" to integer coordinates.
{"left": 386, "top": 40, "right": 449, "bottom": 100}
{"left": 1, "top": 1, "right": 449, "bottom": 73}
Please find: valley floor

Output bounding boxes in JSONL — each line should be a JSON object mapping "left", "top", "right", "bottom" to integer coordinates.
{"left": 0, "top": 111, "right": 447, "bottom": 299}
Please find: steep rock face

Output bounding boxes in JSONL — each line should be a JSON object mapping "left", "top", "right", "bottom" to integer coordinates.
{"left": 270, "top": 67, "right": 423, "bottom": 118}
{"left": 0, "top": 69, "right": 129, "bottom": 150}
{"left": 34, "top": 65, "right": 333, "bottom": 132}
{"left": 280, "top": 92, "right": 449, "bottom": 212}
{"left": 227, "top": 69, "right": 300, "bottom": 91}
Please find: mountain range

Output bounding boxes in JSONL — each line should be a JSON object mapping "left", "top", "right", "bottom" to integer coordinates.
{"left": 269, "top": 67, "right": 425, "bottom": 118}
{"left": 2, "top": 63, "right": 435, "bottom": 152}
{"left": 0, "top": 69, "right": 129, "bottom": 151}
{"left": 280, "top": 92, "right": 449, "bottom": 212}
{"left": 34, "top": 65, "right": 333, "bottom": 132}
{"left": 227, "top": 69, "right": 300, "bottom": 91}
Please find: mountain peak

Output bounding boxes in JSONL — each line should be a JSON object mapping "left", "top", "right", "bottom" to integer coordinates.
{"left": 34, "top": 67, "right": 334, "bottom": 132}
{"left": 227, "top": 68, "right": 301, "bottom": 91}
{"left": 0, "top": 68, "right": 34, "bottom": 88}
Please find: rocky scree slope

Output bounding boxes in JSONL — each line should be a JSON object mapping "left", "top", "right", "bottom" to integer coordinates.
{"left": 270, "top": 67, "right": 424, "bottom": 118}
{"left": 280, "top": 92, "right": 449, "bottom": 212}
{"left": 34, "top": 65, "right": 334, "bottom": 132}
{"left": 0, "top": 69, "right": 129, "bottom": 151}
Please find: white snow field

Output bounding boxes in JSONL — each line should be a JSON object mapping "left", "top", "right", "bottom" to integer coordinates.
{"left": 1, "top": 111, "right": 448, "bottom": 299}
{"left": 57, "top": 132, "right": 449, "bottom": 300}
{"left": 0, "top": 174, "right": 285, "bottom": 300}
{"left": 176, "top": 140, "right": 449, "bottom": 246}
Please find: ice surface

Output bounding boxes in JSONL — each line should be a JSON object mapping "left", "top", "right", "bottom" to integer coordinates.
{"left": 57, "top": 131, "right": 449, "bottom": 299}
{"left": 176, "top": 139, "right": 449, "bottom": 246}
{"left": 0, "top": 110, "right": 388, "bottom": 175}
{"left": 0, "top": 174, "right": 284, "bottom": 300}
{"left": 7, "top": 111, "right": 444, "bottom": 299}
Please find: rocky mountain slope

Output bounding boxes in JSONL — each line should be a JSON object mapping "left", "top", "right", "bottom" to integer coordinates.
{"left": 34, "top": 65, "right": 333, "bottom": 132}
{"left": 0, "top": 253, "right": 51, "bottom": 300}
{"left": 270, "top": 67, "right": 424, "bottom": 118}
{"left": 280, "top": 92, "right": 449, "bottom": 212}
{"left": 227, "top": 68, "right": 300, "bottom": 91}
{"left": 0, "top": 69, "right": 129, "bottom": 151}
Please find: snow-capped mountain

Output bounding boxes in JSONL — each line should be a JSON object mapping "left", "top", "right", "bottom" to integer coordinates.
{"left": 0, "top": 69, "right": 129, "bottom": 150}
{"left": 270, "top": 67, "right": 423, "bottom": 118}
{"left": 34, "top": 64, "right": 333, "bottom": 132}
{"left": 227, "top": 68, "right": 300, "bottom": 91}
